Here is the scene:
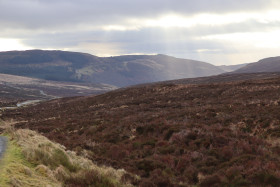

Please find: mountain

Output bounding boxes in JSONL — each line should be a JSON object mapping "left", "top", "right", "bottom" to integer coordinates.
{"left": 0, "top": 50, "right": 101, "bottom": 82}
{"left": 234, "top": 56, "right": 280, "bottom": 73}
{"left": 0, "top": 50, "right": 225, "bottom": 87}
{"left": 218, "top": 63, "right": 249, "bottom": 72}
{"left": 4, "top": 72, "right": 280, "bottom": 186}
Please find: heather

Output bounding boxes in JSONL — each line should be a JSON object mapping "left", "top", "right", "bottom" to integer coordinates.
{"left": 3, "top": 74, "right": 280, "bottom": 186}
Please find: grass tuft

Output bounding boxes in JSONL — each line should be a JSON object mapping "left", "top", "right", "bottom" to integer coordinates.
{"left": 0, "top": 137, "right": 61, "bottom": 186}
{"left": 1, "top": 128, "right": 136, "bottom": 186}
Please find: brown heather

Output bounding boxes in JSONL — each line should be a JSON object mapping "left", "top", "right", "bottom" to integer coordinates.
{"left": 2, "top": 73, "right": 280, "bottom": 186}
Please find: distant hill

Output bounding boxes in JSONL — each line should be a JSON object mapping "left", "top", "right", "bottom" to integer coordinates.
{"left": 0, "top": 50, "right": 225, "bottom": 87}
{"left": 218, "top": 63, "right": 249, "bottom": 72}
{"left": 234, "top": 56, "right": 280, "bottom": 73}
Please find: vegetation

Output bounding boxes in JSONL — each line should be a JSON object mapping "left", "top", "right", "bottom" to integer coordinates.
{"left": 0, "top": 50, "right": 225, "bottom": 87}
{"left": 0, "top": 128, "right": 135, "bottom": 186}
{"left": 0, "top": 135, "right": 61, "bottom": 186}
{"left": 0, "top": 73, "right": 113, "bottom": 102}
{"left": 3, "top": 73, "right": 280, "bottom": 186}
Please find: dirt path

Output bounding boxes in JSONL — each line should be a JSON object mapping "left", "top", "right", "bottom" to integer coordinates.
{"left": 0, "top": 136, "right": 6, "bottom": 159}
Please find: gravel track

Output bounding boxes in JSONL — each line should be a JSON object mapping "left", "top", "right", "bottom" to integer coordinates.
{"left": 0, "top": 136, "right": 6, "bottom": 159}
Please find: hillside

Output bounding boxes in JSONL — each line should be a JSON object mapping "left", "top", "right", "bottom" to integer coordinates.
{"left": 3, "top": 73, "right": 280, "bottom": 186}
{"left": 234, "top": 56, "right": 280, "bottom": 73}
{"left": 0, "top": 50, "right": 225, "bottom": 87}
{"left": 0, "top": 128, "right": 135, "bottom": 186}
{"left": 0, "top": 73, "right": 116, "bottom": 108}
{"left": 160, "top": 72, "right": 280, "bottom": 85}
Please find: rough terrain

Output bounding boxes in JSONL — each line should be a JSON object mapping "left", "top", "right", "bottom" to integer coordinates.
{"left": 3, "top": 73, "right": 280, "bottom": 186}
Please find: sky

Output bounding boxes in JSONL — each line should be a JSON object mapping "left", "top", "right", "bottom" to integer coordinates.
{"left": 0, "top": 0, "right": 280, "bottom": 65}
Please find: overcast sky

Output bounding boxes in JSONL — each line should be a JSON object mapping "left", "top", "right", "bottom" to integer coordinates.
{"left": 0, "top": 0, "right": 280, "bottom": 65}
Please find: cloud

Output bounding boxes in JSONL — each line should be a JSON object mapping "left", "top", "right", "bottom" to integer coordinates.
{"left": 0, "top": 0, "right": 280, "bottom": 65}
{"left": 0, "top": 0, "right": 279, "bottom": 29}
{"left": 69, "top": 42, "right": 124, "bottom": 57}
{"left": 0, "top": 38, "right": 31, "bottom": 51}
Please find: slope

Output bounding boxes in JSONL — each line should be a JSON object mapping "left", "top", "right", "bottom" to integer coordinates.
{"left": 0, "top": 50, "right": 225, "bottom": 87}
{"left": 3, "top": 73, "right": 280, "bottom": 186}
{"left": 0, "top": 73, "right": 116, "bottom": 108}
{"left": 234, "top": 56, "right": 280, "bottom": 73}
{"left": 0, "top": 128, "right": 135, "bottom": 186}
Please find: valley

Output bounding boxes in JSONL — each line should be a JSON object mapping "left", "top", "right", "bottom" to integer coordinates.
{"left": 1, "top": 0, "right": 280, "bottom": 185}
{"left": 0, "top": 50, "right": 280, "bottom": 186}
{"left": 0, "top": 73, "right": 116, "bottom": 108}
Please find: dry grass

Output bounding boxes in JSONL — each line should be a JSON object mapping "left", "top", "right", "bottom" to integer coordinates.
{"left": 0, "top": 136, "right": 61, "bottom": 186}
{"left": 2, "top": 127, "right": 136, "bottom": 186}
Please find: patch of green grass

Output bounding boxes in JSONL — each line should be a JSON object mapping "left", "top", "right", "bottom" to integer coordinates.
{"left": 52, "top": 148, "right": 79, "bottom": 172}
{"left": 1, "top": 129, "right": 136, "bottom": 186}
{"left": 31, "top": 147, "right": 79, "bottom": 173}
{"left": 0, "top": 135, "right": 61, "bottom": 187}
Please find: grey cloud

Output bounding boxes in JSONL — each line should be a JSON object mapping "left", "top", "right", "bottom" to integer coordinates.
{"left": 1, "top": 0, "right": 280, "bottom": 65}
{"left": 20, "top": 26, "right": 238, "bottom": 58}
{"left": 0, "top": 0, "right": 279, "bottom": 29}
{"left": 4, "top": 18, "right": 280, "bottom": 42}
{"left": 16, "top": 17, "right": 280, "bottom": 54}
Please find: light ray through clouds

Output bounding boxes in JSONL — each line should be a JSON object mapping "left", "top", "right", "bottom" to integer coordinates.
{"left": 0, "top": 38, "right": 31, "bottom": 51}
{"left": 0, "top": 0, "right": 280, "bottom": 65}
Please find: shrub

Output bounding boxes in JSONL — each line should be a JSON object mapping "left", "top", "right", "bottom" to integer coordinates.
{"left": 149, "top": 169, "right": 174, "bottom": 187}
{"left": 133, "top": 142, "right": 142, "bottom": 149}
{"left": 252, "top": 172, "right": 280, "bottom": 187}
{"left": 65, "top": 169, "right": 116, "bottom": 187}
{"left": 142, "top": 139, "right": 156, "bottom": 147}
{"left": 53, "top": 149, "right": 79, "bottom": 172}
{"left": 164, "top": 129, "right": 176, "bottom": 140}
{"left": 200, "top": 174, "right": 221, "bottom": 187}
{"left": 30, "top": 147, "right": 79, "bottom": 172}
{"left": 158, "top": 145, "right": 175, "bottom": 154}
{"left": 184, "top": 166, "right": 198, "bottom": 184}
{"left": 136, "top": 126, "right": 144, "bottom": 134}
{"left": 136, "top": 160, "right": 155, "bottom": 174}
{"left": 139, "top": 180, "right": 156, "bottom": 187}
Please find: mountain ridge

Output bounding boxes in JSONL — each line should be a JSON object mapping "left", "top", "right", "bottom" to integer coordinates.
{"left": 0, "top": 50, "right": 225, "bottom": 87}
{"left": 233, "top": 56, "right": 280, "bottom": 73}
